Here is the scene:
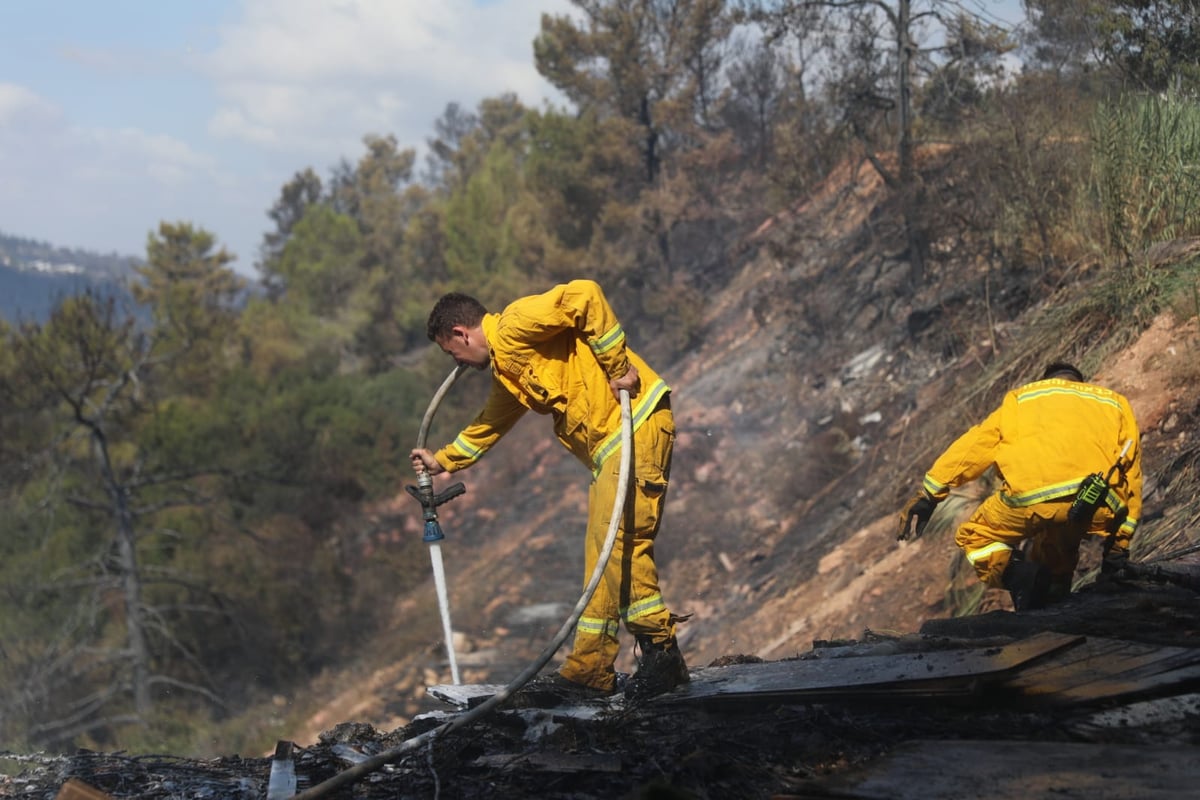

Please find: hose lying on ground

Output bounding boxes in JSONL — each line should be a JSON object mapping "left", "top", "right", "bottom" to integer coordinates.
{"left": 291, "top": 377, "right": 634, "bottom": 800}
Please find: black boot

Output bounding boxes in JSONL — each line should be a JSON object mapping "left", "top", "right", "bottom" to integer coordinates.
{"left": 1002, "top": 557, "right": 1051, "bottom": 612}
{"left": 624, "top": 636, "right": 689, "bottom": 701}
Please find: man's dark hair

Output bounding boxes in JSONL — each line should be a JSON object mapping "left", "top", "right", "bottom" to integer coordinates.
{"left": 1041, "top": 362, "right": 1084, "bottom": 382}
{"left": 427, "top": 292, "right": 488, "bottom": 341}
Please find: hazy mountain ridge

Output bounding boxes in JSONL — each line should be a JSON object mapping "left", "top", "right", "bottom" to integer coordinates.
{"left": 0, "top": 231, "right": 137, "bottom": 322}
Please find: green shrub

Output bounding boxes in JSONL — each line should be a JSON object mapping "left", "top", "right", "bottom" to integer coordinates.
{"left": 1090, "top": 91, "right": 1200, "bottom": 265}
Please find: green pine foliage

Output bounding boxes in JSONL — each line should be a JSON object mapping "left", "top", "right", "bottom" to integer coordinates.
{"left": 443, "top": 143, "right": 526, "bottom": 302}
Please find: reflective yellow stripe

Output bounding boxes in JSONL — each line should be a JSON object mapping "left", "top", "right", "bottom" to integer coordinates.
{"left": 1017, "top": 386, "right": 1120, "bottom": 409}
{"left": 922, "top": 475, "right": 948, "bottom": 497}
{"left": 965, "top": 541, "right": 1013, "bottom": 564}
{"left": 449, "top": 434, "right": 484, "bottom": 461}
{"left": 590, "top": 323, "right": 624, "bottom": 355}
{"left": 1000, "top": 479, "right": 1080, "bottom": 507}
{"left": 592, "top": 379, "right": 670, "bottom": 472}
{"left": 1001, "top": 479, "right": 1126, "bottom": 515}
{"left": 576, "top": 616, "right": 619, "bottom": 637}
{"left": 623, "top": 593, "right": 666, "bottom": 622}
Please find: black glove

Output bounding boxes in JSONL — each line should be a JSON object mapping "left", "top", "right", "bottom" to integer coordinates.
{"left": 1101, "top": 548, "right": 1130, "bottom": 577}
{"left": 898, "top": 491, "right": 938, "bottom": 541}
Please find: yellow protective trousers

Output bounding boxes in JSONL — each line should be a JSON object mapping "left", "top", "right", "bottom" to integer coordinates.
{"left": 956, "top": 492, "right": 1119, "bottom": 588}
{"left": 560, "top": 399, "right": 676, "bottom": 691}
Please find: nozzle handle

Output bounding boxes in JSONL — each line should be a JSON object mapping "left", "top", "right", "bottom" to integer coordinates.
{"left": 406, "top": 482, "right": 467, "bottom": 510}
{"left": 434, "top": 482, "right": 466, "bottom": 506}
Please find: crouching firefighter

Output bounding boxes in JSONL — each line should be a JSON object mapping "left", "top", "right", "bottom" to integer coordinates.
{"left": 896, "top": 362, "right": 1143, "bottom": 611}
{"left": 409, "top": 280, "right": 688, "bottom": 701}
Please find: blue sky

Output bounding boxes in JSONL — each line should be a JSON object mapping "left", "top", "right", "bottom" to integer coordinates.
{"left": 0, "top": 0, "right": 573, "bottom": 275}
{"left": 1, "top": 0, "right": 1024, "bottom": 277}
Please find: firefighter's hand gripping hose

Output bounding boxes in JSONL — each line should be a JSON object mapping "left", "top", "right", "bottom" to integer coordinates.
{"left": 291, "top": 378, "right": 634, "bottom": 800}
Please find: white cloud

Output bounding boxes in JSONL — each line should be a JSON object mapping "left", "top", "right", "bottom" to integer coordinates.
{"left": 0, "top": 82, "right": 58, "bottom": 126}
{"left": 1, "top": 2, "right": 575, "bottom": 269}
{"left": 204, "top": 0, "right": 571, "bottom": 158}
{"left": 209, "top": 105, "right": 282, "bottom": 146}
{"left": 0, "top": 82, "right": 236, "bottom": 256}
{"left": 1, "top": 84, "right": 216, "bottom": 190}
{"left": 81, "top": 128, "right": 218, "bottom": 186}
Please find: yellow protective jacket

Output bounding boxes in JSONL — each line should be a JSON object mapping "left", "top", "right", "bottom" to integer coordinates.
{"left": 922, "top": 377, "right": 1142, "bottom": 548}
{"left": 434, "top": 280, "right": 670, "bottom": 475}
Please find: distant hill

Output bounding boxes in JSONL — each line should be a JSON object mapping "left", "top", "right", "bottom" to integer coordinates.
{"left": 0, "top": 231, "right": 138, "bottom": 323}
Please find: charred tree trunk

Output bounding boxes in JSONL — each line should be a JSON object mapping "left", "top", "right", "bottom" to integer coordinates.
{"left": 895, "top": 0, "right": 929, "bottom": 286}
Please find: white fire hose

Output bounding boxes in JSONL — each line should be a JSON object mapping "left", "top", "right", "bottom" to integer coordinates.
{"left": 292, "top": 379, "right": 633, "bottom": 800}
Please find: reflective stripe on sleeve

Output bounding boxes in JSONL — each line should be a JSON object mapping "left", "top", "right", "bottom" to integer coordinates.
{"left": 449, "top": 434, "right": 485, "bottom": 462}
{"left": 590, "top": 323, "right": 625, "bottom": 355}
{"left": 922, "top": 475, "right": 948, "bottom": 498}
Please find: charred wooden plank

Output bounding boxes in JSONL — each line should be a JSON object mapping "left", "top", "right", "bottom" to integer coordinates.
{"left": 787, "top": 740, "right": 1200, "bottom": 799}
{"left": 1004, "top": 636, "right": 1200, "bottom": 704}
{"left": 658, "top": 632, "right": 1082, "bottom": 707}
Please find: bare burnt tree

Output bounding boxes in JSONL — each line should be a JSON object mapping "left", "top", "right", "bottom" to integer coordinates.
{"left": 740, "top": 0, "right": 1015, "bottom": 284}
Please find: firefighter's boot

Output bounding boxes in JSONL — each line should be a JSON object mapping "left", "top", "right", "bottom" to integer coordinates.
{"left": 624, "top": 635, "right": 689, "bottom": 701}
{"left": 1002, "top": 556, "right": 1051, "bottom": 612}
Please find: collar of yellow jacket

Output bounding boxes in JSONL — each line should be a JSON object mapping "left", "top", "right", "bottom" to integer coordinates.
{"left": 482, "top": 312, "right": 500, "bottom": 362}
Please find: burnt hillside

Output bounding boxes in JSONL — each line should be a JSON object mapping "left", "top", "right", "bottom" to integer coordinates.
{"left": 344, "top": 146, "right": 1200, "bottom": 711}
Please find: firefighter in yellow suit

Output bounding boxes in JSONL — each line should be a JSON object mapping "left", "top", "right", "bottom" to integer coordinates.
{"left": 409, "top": 280, "right": 687, "bottom": 700}
{"left": 897, "top": 363, "right": 1142, "bottom": 611}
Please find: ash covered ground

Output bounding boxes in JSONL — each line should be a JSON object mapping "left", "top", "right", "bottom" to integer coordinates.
{"left": 8, "top": 572, "right": 1200, "bottom": 800}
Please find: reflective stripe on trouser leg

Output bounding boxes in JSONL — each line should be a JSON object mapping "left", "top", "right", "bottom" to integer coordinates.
{"left": 561, "top": 401, "right": 675, "bottom": 691}
{"left": 955, "top": 493, "right": 1026, "bottom": 588}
